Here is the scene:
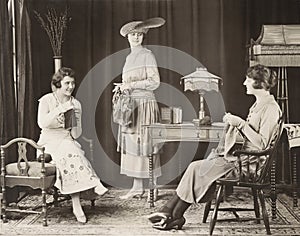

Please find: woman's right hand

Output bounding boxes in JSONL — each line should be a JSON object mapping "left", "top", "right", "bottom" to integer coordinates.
{"left": 113, "top": 83, "right": 122, "bottom": 92}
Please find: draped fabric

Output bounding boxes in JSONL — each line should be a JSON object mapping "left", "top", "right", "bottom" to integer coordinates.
{"left": 21, "top": 0, "right": 300, "bottom": 184}
{"left": 0, "top": 0, "right": 16, "bottom": 147}
{"left": 0, "top": 0, "right": 18, "bottom": 203}
{"left": 15, "top": 0, "right": 34, "bottom": 139}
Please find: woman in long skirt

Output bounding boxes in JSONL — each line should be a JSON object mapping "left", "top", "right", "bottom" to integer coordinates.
{"left": 115, "top": 18, "right": 166, "bottom": 200}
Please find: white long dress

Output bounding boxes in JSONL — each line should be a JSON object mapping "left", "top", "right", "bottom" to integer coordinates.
{"left": 118, "top": 46, "right": 161, "bottom": 178}
{"left": 37, "top": 93, "right": 108, "bottom": 195}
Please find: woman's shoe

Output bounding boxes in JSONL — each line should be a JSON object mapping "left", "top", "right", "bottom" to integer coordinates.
{"left": 152, "top": 217, "right": 186, "bottom": 230}
{"left": 119, "top": 190, "right": 145, "bottom": 200}
{"left": 147, "top": 211, "right": 171, "bottom": 224}
{"left": 147, "top": 188, "right": 158, "bottom": 203}
{"left": 73, "top": 211, "right": 87, "bottom": 224}
{"left": 94, "top": 185, "right": 108, "bottom": 196}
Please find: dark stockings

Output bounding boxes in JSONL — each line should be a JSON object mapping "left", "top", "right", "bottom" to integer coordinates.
{"left": 160, "top": 194, "right": 191, "bottom": 219}
{"left": 172, "top": 197, "right": 191, "bottom": 219}
{"left": 159, "top": 182, "right": 217, "bottom": 220}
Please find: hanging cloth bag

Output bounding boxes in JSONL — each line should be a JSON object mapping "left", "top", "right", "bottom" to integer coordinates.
{"left": 112, "top": 88, "right": 134, "bottom": 126}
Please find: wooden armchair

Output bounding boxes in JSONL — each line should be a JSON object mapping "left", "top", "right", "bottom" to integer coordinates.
{"left": 203, "top": 119, "right": 284, "bottom": 235}
{"left": 0, "top": 138, "right": 56, "bottom": 226}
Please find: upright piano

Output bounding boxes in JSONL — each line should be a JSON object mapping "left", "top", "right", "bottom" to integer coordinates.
{"left": 249, "top": 24, "right": 300, "bottom": 122}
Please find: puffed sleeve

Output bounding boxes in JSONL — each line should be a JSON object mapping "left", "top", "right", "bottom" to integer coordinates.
{"left": 130, "top": 52, "right": 160, "bottom": 90}
{"left": 70, "top": 99, "right": 82, "bottom": 139}
{"left": 241, "top": 104, "right": 281, "bottom": 149}
{"left": 37, "top": 96, "right": 65, "bottom": 129}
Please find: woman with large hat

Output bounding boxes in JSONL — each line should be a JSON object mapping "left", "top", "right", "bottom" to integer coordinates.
{"left": 115, "top": 17, "right": 165, "bottom": 200}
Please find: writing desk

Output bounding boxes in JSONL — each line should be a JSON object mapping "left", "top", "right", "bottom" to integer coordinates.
{"left": 144, "top": 122, "right": 225, "bottom": 207}
{"left": 144, "top": 122, "right": 300, "bottom": 210}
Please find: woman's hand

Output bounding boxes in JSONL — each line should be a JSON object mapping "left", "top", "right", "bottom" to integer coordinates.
{"left": 113, "top": 83, "right": 122, "bottom": 92}
{"left": 119, "top": 83, "right": 131, "bottom": 92}
{"left": 113, "top": 82, "right": 131, "bottom": 92}
{"left": 223, "top": 113, "right": 245, "bottom": 128}
{"left": 56, "top": 113, "right": 65, "bottom": 124}
{"left": 61, "top": 100, "right": 74, "bottom": 113}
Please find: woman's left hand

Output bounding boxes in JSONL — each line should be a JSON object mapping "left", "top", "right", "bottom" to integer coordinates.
{"left": 120, "top": 83, "right": 131, "bottom": 92}
{"left": 223, "top": 113, "right": 245, "bottom": 128}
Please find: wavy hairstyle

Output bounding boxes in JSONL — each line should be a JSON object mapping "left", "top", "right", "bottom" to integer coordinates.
{"left": 246, "top": 64, "right": 277, "bottom": 91}
{"left": 51, "top": 67, "right": 75, "bottom": 88}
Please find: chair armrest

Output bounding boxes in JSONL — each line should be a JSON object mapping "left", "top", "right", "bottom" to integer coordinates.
{"left": 233, "top": 148, "right": 271, "bottom": 157}
{"left": 37, "top": 153, "right": 52, "bottom": 163}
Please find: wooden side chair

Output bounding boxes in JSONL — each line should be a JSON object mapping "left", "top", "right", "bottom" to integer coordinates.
{"left": 203, "top": 118, "right": 284, "bottom": 235}
{"left": 0, "top": 138, "right": 56, "bottom": 226}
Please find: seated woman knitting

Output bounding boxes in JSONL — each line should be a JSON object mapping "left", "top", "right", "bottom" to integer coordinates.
{"left": 147, "top": 64, "right": 282, "bottom": 230}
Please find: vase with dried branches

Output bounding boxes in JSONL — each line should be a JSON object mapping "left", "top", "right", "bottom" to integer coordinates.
{"left": 34, "top": 7, "right": 71, "bottom": 73}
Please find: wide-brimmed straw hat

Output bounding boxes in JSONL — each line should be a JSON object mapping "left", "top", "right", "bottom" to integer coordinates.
{"left": 120, "top": 17, "right": 165, "bottom": 37}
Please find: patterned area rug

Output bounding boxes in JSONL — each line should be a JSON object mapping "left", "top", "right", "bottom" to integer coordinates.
{"left": 2, "top": 189, "right": 300, "bottom": 235}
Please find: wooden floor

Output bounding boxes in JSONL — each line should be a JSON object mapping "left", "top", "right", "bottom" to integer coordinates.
{"left": 1, "top": 189, "right": 300, "bottom": 235}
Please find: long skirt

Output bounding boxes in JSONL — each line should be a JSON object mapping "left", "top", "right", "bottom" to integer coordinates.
{"left": 119, "top": 95, "right": 161, "bottom": 178}
{"left": 176, "top": 157, "right": 235, "bottom": 203}
{"left": 37, "top": 129, "right": 107, "bottom": 195}
{"left": 176, "top": 152, "right": 268, "bottom": 204}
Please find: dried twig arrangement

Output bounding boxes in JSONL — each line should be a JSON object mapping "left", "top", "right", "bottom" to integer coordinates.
{"left": 34, "top": 7, "right": 71, "bottom": 56}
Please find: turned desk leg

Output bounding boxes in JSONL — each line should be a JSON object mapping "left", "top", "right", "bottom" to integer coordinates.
{"left": 149, "top": 152, "right": 154, "bottom": 208}
{"left": 292, "top": 151, "right": 298, "bottom": 207}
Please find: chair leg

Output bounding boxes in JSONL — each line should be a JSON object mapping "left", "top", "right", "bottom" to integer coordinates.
{"left": 252, "top": 188, "right": 260, "bottom": 224}
{"left": 2, "top": 186, "right": 7, "bottom": 223}
{"left": 42, "top": 188, "right": 48, "bottom": 226}
{"left": 258, "top": 189, "right": 271, "bottom": 235}
{"left": 292, "top": 151, "right": 298, "bottom": 207}
{"left": 270, "top": 158, "right": 277, "bottom": 220}
{"left": 203, "top": 200, "right": 212, "bottom": 223}
{"left": 53, "top": 187, "right": 59, "bottom": 207}
{"left": 209, "top": 185, "right": 224, "bottom": 236}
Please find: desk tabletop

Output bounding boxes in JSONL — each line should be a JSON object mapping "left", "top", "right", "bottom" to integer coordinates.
{"left": 144, "top": 121, "right": 225, "bottom": 129}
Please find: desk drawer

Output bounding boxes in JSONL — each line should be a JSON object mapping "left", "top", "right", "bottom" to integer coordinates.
{"left": 149, "top": 127, "right": 223, "bottom": 140}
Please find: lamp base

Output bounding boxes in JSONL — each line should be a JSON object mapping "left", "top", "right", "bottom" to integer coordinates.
{"left": 199, "top": 110, "right": 205, "bottom": 120}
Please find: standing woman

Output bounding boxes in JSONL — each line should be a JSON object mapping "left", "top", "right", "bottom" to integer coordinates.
{"left": 116, "top": 18, "right": 165, "bottom": 200}
{"left": 37, "top": 67, "right": 108, "bottom": 223}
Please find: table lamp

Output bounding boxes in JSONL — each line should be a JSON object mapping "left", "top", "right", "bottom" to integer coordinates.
{"left": 181, "top": 67, "right": 222, "bottom": 120}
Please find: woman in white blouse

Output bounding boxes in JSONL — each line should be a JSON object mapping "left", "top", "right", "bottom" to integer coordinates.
{"left": 37, "top": 67, "right": 108, "bottom": 223}
{"left": 116, "top": 18, "right": 165, "bottom": 200}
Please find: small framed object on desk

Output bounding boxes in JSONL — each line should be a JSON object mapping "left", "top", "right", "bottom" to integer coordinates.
{"left": 161, "top": 107, "right": 172, "bottom": 124}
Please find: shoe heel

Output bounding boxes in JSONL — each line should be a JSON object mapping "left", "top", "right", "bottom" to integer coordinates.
{"left": 135, "top": 191, "right": 145, "bottom": 200}
{"left": 177, "top": 217, "right": 186, "bottom": 230}
{"left": 73, "top": 211, "right": 87, "bottom": 224}
{"left": 170, "top": 217, "right": 185, "bottom": 230}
